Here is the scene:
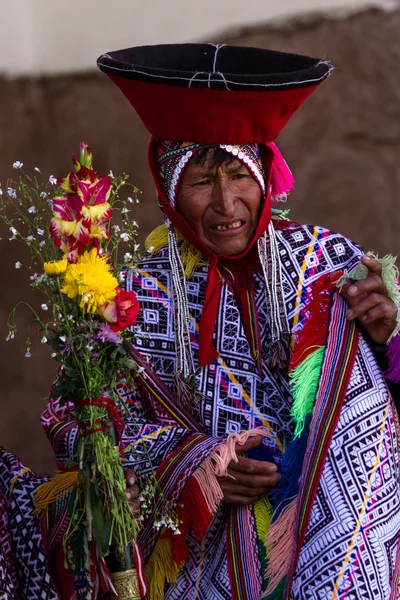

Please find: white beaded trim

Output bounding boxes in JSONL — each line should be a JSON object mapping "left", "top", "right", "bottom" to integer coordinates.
{"left": 219, "top": 144, "right": 266, "bottom": 194}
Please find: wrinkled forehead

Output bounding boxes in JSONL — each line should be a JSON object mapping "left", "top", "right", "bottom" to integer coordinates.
{"left": 156, "top": 139, "right": 266, "bottom": 208}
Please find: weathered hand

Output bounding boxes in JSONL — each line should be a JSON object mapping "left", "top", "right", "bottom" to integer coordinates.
{"left": 217, "top": 435, "right": 280, "bottom": 505}
{"left": 124, "top": 468, "right": 140, "bottom": 512}
{"left": 340, "top": 255, "right": 397, "bottom": 344}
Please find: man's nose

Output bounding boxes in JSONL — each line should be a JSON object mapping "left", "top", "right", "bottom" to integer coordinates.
{"left": 212, "top": 181, "right": 237, "bottom": 216}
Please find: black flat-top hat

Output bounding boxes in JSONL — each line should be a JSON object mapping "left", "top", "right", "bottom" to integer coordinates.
{"left": 97, "top": 43, "right": 332, "bottom": 144}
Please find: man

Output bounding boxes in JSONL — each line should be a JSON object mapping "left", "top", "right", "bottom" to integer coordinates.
{"left": 95, "top": 44, "right": 400, "bottom": 599}
{"left": 1, "top": 43, "right": 399, "bottom": 600}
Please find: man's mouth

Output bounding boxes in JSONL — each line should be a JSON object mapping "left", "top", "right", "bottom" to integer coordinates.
{"left": 213, "top": 220, "right": 244, "bottom": 232}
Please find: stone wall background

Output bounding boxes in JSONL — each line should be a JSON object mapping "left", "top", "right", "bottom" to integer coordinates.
{"left": 0, "top": 7, "right": 399, "bottom": 473}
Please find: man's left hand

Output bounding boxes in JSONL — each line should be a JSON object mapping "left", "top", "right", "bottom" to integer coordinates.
{"left": 340, "top": 255, "right": 397, "bottom": 345}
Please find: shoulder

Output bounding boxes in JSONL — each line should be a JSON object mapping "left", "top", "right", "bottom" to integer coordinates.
{"left": 274, "top": 221, "right": 363, "bottom": 276}
{"left": 125, "top": 246, "right": 171, "bottom": 295}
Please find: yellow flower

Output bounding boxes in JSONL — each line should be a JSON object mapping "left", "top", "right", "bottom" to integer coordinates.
{"left": 44, "top": 259, "right": 68, "bottom": 276}
{"left": 60, "top": 248, "right": 118, "bottom": 313}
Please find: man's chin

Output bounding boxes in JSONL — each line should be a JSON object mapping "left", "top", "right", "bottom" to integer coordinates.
{"left": 212, "top": 242, "right": 249, "bottom": 257}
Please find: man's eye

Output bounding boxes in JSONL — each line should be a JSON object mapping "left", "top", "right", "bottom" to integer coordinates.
{"left": 233, "top": 173, "right": 247, "bottom": 180}
{"left": 194, "top": 180, "right": 211, "bottom": 186}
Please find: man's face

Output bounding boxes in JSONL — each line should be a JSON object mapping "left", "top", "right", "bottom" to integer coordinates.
{"left": 176, "top": 151, "right": 262, "bottom": 256}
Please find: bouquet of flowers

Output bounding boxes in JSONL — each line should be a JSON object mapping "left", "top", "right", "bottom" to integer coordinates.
{"left": 0, "top": 144, "right": 145, "bottom": 598}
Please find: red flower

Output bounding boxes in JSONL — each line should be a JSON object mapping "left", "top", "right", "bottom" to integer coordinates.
{"left": 98, "top": 288, "right": 140, "bottom": 332}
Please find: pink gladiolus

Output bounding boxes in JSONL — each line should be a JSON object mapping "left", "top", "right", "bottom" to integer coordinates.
{"left": 49, "top": 144, "right": 113, "bottom": 261}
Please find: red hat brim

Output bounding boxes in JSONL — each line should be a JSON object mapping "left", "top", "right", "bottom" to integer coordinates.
{"left": 97, "top": 44, "right": 332, "bottom": 145}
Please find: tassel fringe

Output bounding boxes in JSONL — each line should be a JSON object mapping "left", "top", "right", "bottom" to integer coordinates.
{"left": 263, "top": 499, "right": 297, "bottom": 597}
{"left": 145, "top": 224, "right": 205, "bottom": 279}
{"left": 145, "top": 537, "right": 180, "bottom": 600}
{"left": 290, "top": 347, "right": 325, "bottom": 438}
{"left": 193, "top": 428, "right": 274, "bottom": 513}
{"left": 33, "top": 470, "right": 78, "bottom": 515}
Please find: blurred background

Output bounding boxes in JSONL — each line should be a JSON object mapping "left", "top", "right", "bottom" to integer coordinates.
{"left": 0, "top": 0, "right": 399, "bottom": 473}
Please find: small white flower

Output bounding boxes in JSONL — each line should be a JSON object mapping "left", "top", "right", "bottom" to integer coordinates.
{"left": 59, "top": 335, "right": 66, "bottom": 342}
{"left": 41, "top": 303, "right": 48, "bottom": 311}
{"left": 9, "top": 226, "right": 18, "bottom": 240}
{"left": 87, "top": 345, "right": 93, "bottom": 351}
{"left": 124, "top": 252, "right": 133, "bottom": 262}
{"left": 137, "top": 366, "right": 145, "bottom": 374}
{"left": 34, "top": 167, "right": 40, "bottom": 173}
{"left": 108, "top": 170, "right": 114, "bottom": 179}
{"left": 25, "top": 350, "right": 32, "bottom": 358}
{"left": 113, "top": 225, "right": 121, "bottom": 234}
{"left": 28, "top": 205, "right": 37, "bottom": 214}
{"left": 132, "top": 221, "right": 138, "bottom": 227}
{"left": 13, "top": 161, "right": 23, "bottom": 169}
{"left": 26, "top": 235, "right": 35, "bottom": 243}
{"left": 7, "top": 188, "right": 17, "bottom": 199}
{"left": 39, "top": 240, "right": 45, "bottom": 247}
{"left": 40, "top": 191, "right": 47, "bottom": 199}
{"left": 48, "top": 175, "right": 57, "bottom": 185}
{"left": 0, "top": 188, "right": 3, "bottom": 196}
{"left": 15, "top": 261, "right": 22, "bottom": 269}
{"left": 83, "top": 293, "right": 91, "bottom": 302}
{"left": 134, "top": 244, "right": 140, "bottom": 252}
{"left": 121, "top": 207, "right": 129, "bottom": 214}
{"left": 51, "top": 352, "right": 57, "bottom": 358}
{"left": 6, "top": 332, "right": 15, "bottom": 341}
{"left": 119, "top": 272, "right": 126, "bottom": 283}
{"left": 127, "top": 196, "right": 134, "bottom": 204}
{"left": 41, "top": 336, "right": 47, "bottom": 344}
{"left": 37, "top": 228, "right": 45, "bottom": 236}
{"left": 120, "top": 232, "right": 130, "bottom": 242}
{"left": 147, "top": 246, "right": 154, "bottom": 254}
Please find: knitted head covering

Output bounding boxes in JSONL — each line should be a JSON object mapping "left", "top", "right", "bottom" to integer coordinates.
{"left": 156, "top": 141, "right": 266, "bottom": 207}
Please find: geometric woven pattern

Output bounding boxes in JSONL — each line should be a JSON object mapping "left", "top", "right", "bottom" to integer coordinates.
{"left": 1, "top": 223, "right": 399, "bottom": 599}
{"left": 292, "top": 337, "right": 400, "bottom": 600}
{"left": 0, "top": 449, "right": 58, "bottom": 599}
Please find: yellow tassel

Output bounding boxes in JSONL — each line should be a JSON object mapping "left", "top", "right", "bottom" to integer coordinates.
{"left": 145, "top": 224, "right": 206, "bottom": 279}
{"left": 33, "top": 470, "right": 78, "bottom": 515}
{"left": 253, "top": 495, "right": 273, "bottom": 543}
{"left": 145, "top": 224, "right": 169, "bottom": 253}
{"left": 145, "top": 536, "right": 182, "bottom": 600}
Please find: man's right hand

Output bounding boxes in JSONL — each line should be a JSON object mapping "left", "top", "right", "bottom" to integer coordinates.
{"left": 217, "top": 435, "right": 280, "bottom": 505}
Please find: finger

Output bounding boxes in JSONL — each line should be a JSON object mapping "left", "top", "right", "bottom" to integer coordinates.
{"left": 222, "top": 493, "right": 263, "bottom": 506}
{"left": 126, "top": 483, "right": 139, "bottom": 501}
{"left": 229, "top": 455, "right": 278, "bottom": 476}
{"left": 124, "top": 469, "right": 137, "bottom": 488}
{"left": 219, "top": 480, "right": 271, "bottom": 498}
{"left": 344, "top": 276, "right": 386, "bottom": 303}
{"left": 222, "top": 468, "right": 280, "bottom": 489}
{"left": 361, "top": 254, "right": 382, "bottom": 275}
{"left": 359, "top": 302, "right": 398, "bottom": 324}
{"left": 129, "top": 500, "right": 140, "bottom": 513}
{"left": 345, "top": 294, "right": 394, "bottom": 320}
{"left": 235, "top": 434, "right": 263, "bottom": 454}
